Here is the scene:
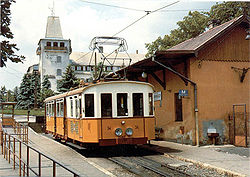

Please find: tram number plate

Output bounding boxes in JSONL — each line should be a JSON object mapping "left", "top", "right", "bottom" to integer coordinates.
{"left": 118, "top": 138, "right": 132, "bottom": 144}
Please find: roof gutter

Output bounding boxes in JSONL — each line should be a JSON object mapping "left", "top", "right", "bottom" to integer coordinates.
{"left": 152, "top": 57, "right": 200, "bottom": 146}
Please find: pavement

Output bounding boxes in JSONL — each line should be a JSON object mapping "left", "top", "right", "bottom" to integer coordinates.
{"left": 146, "top": 140, "right": 250, "bottom": 177}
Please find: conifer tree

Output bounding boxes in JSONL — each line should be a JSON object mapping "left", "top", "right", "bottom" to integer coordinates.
{"left": 16, "top": 74, "right": 33, "bottom": 109}
{"left": 42, "top": 75, "right": 51, "bottom": 89}
{"left": 38, "top": 75, "right": 54, "bottom": 107}
{"left": 57, "top": 65, "right": 80, "bottom": 93}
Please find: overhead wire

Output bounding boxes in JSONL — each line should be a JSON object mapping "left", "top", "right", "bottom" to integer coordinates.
{"left": 76, "top": 0, "right": 180, "bottom": 77}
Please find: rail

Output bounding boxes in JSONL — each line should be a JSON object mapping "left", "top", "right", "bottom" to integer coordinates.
{"left": 0, "top": 125, "right": 80, "bottom": 177}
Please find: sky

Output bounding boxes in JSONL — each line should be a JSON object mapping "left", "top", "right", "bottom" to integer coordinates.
{"left": 0, "top": 0, "right": 217, "bottom": 90}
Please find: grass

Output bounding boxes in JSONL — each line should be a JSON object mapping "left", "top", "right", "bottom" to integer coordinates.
{"left": 1, "top": 109, "right": 45, "bottom": 116}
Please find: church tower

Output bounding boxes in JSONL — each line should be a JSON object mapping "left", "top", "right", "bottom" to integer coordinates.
{"left": 36, "top": 15, "right": 71, "bottom": 91}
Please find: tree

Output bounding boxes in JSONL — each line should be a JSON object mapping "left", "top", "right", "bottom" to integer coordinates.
{"left": 38, "top": 75, "right": 54, "bottom": 107}
{"left": 0, "top": 0, "right": 24, "bottom": 67}
{"left": 209, "top": 2, "right": 247, "bottom": 25}
{"left": 0, "top": 86, "right": 7, "bottom": 102}
{"left": 16, "top": 74, "right": 33, "bottom": 109}
{"left": 145, "top": 11, "right": 209, "bottom": 57}
{"left": 145, "top": 2, "right": 247, "bottom": 57}
{"left": 57, "top": 65, "right": 80, "bottom": 92}
{"left": 16, "top": 72, "right": 41, "bottom": 109}
{"left": 42, "top": 75, "right": 51, "bottom": 89}
{"left": 13, "top": 86, "right": 19, "bottom": 102}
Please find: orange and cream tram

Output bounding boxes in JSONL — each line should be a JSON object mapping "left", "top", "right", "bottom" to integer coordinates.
{"left": 45, "top": 81, "right": 155, "bottom": 146}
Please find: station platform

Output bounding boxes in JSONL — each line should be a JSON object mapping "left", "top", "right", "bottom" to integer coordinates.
{"left": 146, "top": 140, "right": 250, "bottom": 177}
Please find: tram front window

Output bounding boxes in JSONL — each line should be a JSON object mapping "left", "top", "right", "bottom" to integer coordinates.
{"left": 133, "top": 93, "right": 143, "bottom": 116}
{"left": 117, "top": 93, "right": 128, "bottom": 116}
{"left": 85, "top": 94, "right": 94, "bottom": 117}
{"left": 101, "top": 94, "right": 112, "bottom": 117}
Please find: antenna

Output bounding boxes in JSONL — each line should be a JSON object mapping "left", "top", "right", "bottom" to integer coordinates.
{"left": 49, "top": 0, "right": 55, "bottom": 16}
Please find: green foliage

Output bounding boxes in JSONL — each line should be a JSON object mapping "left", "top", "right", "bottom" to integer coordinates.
{"left": 42, "top": 75, "right": 51, "bottom": 89}
{"left": 0, "top": 86, "right": 7, "bottom": 102}
{"left": 145, "top": 2, "right": 247, "bottom": 57}
{"left": 0, "top": 0, "right": 24, "bottom": 67}
{"left": 13, "top": 86, "right": 19, "bottom": 102}
{"left": 145, "top": 11, "right": 209, "bottom": 57}
{"left": 16, "top": 72, "right": 41, "bottom": 109}
{"left": 209, "top": 2, "right": 247, "bottom": 25}
{"left": 38, "top": 76, "right": 54, "bottom": 107}
{"left": 57, "top": 65, "right": 80, "bottom": 92}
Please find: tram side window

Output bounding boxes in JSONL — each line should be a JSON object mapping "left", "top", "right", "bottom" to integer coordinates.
{"left": 46, "top": 104, "right": 49, "bottom": 116}
{"left": 85, "top": 94, "right": 94, "bottom": 117}
{"left": 117, "top": 93, "right": 128, "bottom": 116}
{"left": 60, "top": 102, "right": 64, "bottom": 117}
{"left": 75, "top": 98, "right": 80, "bottom": 118}
{"left": 101, "top": 94, "right": 112, "bottom": 117}
{"left": 56, "top": 102, "right": 60, "bottom": 116}
{"left": 133, "top": 93, "right": 143, "bottom": 116}
{"left": 70, "top": 99, "right": 73, "bottom": 117}
{"left": 51, "top": 103, "right": 54, "bottom": 116}
{"left": 149, "top": 93, "right": 153, "bottom": 115}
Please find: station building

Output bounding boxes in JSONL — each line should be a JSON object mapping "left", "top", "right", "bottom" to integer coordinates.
{"left": 117, "top": 15, "right": 249, "bottom": 146}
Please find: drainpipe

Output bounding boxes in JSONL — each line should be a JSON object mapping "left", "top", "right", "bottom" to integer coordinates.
{"left": 152, "top": 57, "right": 200, "bottom": 146}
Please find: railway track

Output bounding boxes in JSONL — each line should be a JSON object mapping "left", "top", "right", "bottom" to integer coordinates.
{"left": 108, "top": 156, "right": 191, "bottom": 177}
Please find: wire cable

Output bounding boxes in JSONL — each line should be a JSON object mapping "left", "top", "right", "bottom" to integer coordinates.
{"left": 79, "top": 0, "right": 145, "bottom": 12}
{"left": 111, "top": 1, "right": 179, "bottom": 37}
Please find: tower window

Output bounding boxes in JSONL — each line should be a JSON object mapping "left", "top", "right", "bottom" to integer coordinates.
{"left": 57, "top": 56, "right": 62, "bottom": 63}
{"left": 53, "top": 42, "right": 58, "bottom": 47}
{"left": 46, "top": 42, "right": 51, "bottom": 46}
{"left": 57, "top": 69, "right": 62, "bottom": 76}
{"left": 60, "top": 42, "right": 65, "bottom": 47}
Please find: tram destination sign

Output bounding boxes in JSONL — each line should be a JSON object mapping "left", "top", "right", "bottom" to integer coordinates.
{"left": 179, "top": 90, "right": 188, "bottom": 97}
{"left": 154, "top": 92, "right": 162, "bottom": 101}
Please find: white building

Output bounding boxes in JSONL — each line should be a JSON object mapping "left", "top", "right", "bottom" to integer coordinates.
{"left": 36, "top": 15, "right": 144, "bottom": 91}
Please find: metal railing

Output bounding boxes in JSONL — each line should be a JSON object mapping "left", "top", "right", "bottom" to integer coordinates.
{"left": 0, "top": 125, "right": 80, "bottom": 176}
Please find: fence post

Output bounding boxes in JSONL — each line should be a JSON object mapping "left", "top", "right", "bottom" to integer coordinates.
{"left": 13, "top": 137, "right": 15, "bottom": 169}
{"left": 8, "top": 134, "right": 10, "bottom": 163}
{"left": 1, "top": 131, "right": 3, "bottom": 154}
{"left": 38, "top": 153, "right": 41, "bottom": 177}
{"left": 53, "top": 161, "right": 56, "bottom": 177}
{"left": 19, "top": 141, "right": 21, "bottom": 176}
{"left": 4, "top": 133, "right": 7, "bottom": 159}
{"left": 27, "top": 146, "right": 29, "bottom": 176}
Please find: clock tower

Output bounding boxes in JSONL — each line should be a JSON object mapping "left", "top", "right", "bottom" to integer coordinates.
{"left": 36, "top": 15, "right": 71, "bottom": 91}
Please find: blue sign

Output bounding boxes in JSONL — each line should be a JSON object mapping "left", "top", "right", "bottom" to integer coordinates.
{"left": 179, "top": 90, "right": 188, "bottom": 97}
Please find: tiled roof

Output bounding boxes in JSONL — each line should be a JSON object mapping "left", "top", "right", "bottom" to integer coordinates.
{"left": 167, "top": 15, "right": 244, "bottom": 53}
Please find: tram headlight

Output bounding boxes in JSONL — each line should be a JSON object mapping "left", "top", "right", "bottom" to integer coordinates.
{"left": 115, "top": 128, "right": 123, "bottom": 136}
{"left": 125, "top": 128, "right": 133, "bottom": 136}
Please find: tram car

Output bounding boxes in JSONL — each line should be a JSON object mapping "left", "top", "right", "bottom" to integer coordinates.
{"left": 44, "top": 81, "right": 155, "bottom": 146}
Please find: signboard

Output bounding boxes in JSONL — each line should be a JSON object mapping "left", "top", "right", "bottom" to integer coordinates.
{"left": 179, "top": 90, "right": 188, "bottom": 97}
{"left": 154, "top": 92, "right": 162, "bottom": 101}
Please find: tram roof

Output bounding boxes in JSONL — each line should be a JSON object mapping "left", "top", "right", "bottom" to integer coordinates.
{"left": 45, "top": 81, "right": 154, "bottom": 102}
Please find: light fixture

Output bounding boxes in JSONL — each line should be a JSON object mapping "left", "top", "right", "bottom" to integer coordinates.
{"left": 115, "top": 128, "right": 123, "bottom": 136}
{"left": 125, "top": 128, "right": 133, "bottom": 136}
{"left": 142, "top": 72, "right": 147, "bottom": 78}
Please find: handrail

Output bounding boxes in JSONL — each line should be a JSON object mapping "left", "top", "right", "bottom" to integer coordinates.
{"left": 0, "top": 128, "right": 80, "bottom": 176}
